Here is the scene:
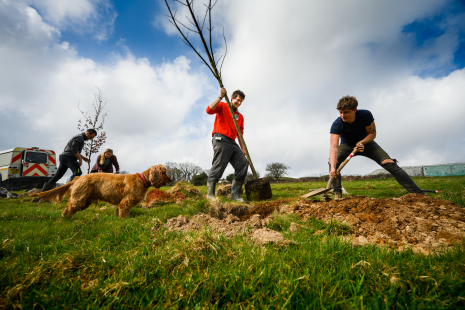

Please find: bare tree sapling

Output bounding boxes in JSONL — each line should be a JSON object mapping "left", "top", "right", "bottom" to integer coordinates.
{"left": 77, "top": 88, "right": 108, "bottom": 174}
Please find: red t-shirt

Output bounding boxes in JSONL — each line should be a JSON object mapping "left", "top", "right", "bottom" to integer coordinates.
{"left": 206, "top": 101, "right": 244, "bottom": 140}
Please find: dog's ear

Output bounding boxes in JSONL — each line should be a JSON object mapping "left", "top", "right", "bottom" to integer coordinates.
{"left": 148, "top": 165, "right": 163, "bottom": 188}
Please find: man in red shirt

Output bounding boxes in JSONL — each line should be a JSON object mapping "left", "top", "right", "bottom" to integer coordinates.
{"left": 206, "top": 87, "right": 248, "bottom": 202}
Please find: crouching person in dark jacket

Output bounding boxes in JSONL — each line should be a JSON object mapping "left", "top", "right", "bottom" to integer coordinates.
{"left": 90, "top": 148, "right": 120, "bottom": 174}
{"left": 41, "top": 129, "right": 97, "bottom": 192}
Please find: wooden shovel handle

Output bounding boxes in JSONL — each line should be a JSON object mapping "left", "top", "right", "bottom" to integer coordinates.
{"left": 326, "top": 147, "right": 359, "bottom": 188}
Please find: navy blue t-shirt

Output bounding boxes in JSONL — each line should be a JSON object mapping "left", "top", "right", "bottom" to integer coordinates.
{"left": 330, "top": 109, "right": 374, "bottom": 146}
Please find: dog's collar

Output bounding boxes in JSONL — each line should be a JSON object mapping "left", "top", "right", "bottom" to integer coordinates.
{"left": 139, "top": 173, "right": 150, "bottom": 188}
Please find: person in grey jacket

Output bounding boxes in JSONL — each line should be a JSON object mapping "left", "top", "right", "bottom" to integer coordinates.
{"left": 41, "top": 129, "right": 97, "bottom": 192}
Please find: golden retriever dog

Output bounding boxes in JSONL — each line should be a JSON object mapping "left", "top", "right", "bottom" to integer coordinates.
{"left": 32, "top": 165, "right": 171, "bottom": 218}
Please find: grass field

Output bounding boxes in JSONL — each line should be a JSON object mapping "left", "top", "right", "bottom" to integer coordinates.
{"left": 1, "top": 176, "right": 464, "bottom": 309}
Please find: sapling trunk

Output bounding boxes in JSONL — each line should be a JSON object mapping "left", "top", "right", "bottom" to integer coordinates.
{"left": 165, "top": 0, "right": 259, "bottom": 180}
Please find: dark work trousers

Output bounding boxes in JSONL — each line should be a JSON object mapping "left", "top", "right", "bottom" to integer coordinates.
{"left": 330, "top": 141, "right": 424, "bottom": 194}
{"left": 208, "top": 133, "right": 249, "bottom": 182}
{"left": 45, "top": 155, "right": 82, "bottom": 185}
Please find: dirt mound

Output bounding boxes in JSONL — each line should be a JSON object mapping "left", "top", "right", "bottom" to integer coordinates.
{"left": 215, "top": 184, "right": 243, "bottom": 197}
{"left": 167, "top": 181, "right": 202, "bottom": 197}
{"left": 16, "top": 188, "right": 41, "bottom": 198}
{"left": 290, "top": 194, "right": 465, "bottom": 254}
{"left": 240, "top": 199, "right": 291, "bottom": 221}
{"left": 251, "top": 228, "right": 296, "bottom": 246}
{"left": 207, "top": 197, "right": 249, "bottom": 219}
{"left": 160, "top": 214, "right": 293, "bottom": 246}
{"left": 141, "top": 189, "right": 184, "bottom": 207}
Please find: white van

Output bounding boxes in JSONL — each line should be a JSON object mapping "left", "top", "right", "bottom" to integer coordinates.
{"left": 0, "top": 147, "right": 57, "bottom": 190}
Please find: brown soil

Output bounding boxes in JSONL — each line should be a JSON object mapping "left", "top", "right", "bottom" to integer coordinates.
{"left": 207, "top": 198, "right": 249, "bottom": 219}
{"left": 215, "top": 184, "right": 243, "bottom": 197}
{"left": 289, "top": 194, "right": 465, "bottom": 254}
{"left": 240, "top": 199, "right": 292, "bottom": 221}
{"left": 17, "top": 189, "right": 41, "bottom": 198}
{"left": 159, "top": 213, "right": 294, "bottom": 246}
{"left": 166, "top": 182, "right": 201, "bottom": 197}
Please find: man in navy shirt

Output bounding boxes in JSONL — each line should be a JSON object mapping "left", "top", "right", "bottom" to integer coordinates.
{"left": 329, "top": 95, "right": 424, "bottom": 199}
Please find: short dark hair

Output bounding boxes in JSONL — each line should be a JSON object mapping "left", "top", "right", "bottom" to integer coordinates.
{"left": 86, "top": 129, "right": 97, "bottom": 136}
{"left": 337, "top": 95, "right": 358, "bottom": 110}
{"left": 231, "top": 90, "right": 245, "bottom": 100}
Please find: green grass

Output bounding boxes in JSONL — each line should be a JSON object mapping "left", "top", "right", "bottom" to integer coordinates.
{"left": 0, "top": 176, "right": 464, "bottom": 309}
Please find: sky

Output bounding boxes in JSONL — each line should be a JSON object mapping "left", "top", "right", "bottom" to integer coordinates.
{"left": 1, "top": 0, "right": 465, "bottom": 182}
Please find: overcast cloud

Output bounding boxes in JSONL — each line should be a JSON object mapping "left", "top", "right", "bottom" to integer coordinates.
{"left": 1, "top": 0, "right": 464, "bottom": 182}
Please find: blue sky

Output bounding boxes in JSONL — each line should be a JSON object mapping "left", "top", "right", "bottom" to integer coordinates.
{"left": 1, "top": 0, "right": 465, "bottom": 180}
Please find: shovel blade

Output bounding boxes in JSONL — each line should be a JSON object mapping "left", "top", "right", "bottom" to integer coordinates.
{"left": 301, "top": 187, "right": 332, "bottom": 198}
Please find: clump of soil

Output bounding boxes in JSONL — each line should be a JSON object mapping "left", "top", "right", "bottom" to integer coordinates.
{"left": 290, "top": 194, "right": 465, "bottom": 254}
{"left": 240, "top": 199, "right": 291, "bottom": 221}
{"left": 167, "top": 181, "right": 202, "bottom": 197}
{"left": 251, "top": 228, "right": 296, "bottom": 246}
{"left": 142, "top": 189, "right": 185, "bottom": 207}
{"left": 207, "top": 197, "right": 249, "bottom": 219}
{"left": 160, "top": 213, "right": 294, "bottom": 246}
{"left": 215, "top": 184, "right": 243, "bottom": 197}
{"left": 17, "top": 188, "right": 41, "bottom": 197}
{"left": 142, "top": 182, "right": 203, "bottom": 207}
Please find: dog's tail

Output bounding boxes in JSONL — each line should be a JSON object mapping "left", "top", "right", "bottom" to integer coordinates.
{"left": 31, "top": 177, "right": 79, "bottom": 202}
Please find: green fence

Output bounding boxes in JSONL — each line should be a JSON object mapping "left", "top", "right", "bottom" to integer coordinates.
{"left": 423, "top": 164, "right": 465, "bottom": 177}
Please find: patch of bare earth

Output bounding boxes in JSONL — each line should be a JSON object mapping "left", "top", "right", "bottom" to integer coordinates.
{"left": 290, "top": 193, "right": 465, "bottom": 254}
{"left": 158, "top": 198, "right": 296, "bottom": 246}
{"left": 240, "top": 199, "right": 293, "bottom": 221}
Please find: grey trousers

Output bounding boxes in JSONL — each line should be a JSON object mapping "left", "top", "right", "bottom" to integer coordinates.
{"left": 330, "top": 141, "right": 424, "bottom": 194}
{"left": 208, "top": 133, "right": 249, "bottom": 182}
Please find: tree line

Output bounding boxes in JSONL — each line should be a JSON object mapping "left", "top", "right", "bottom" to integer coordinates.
{"left": 163, "top": 161, "right": 291, "bottom": 186}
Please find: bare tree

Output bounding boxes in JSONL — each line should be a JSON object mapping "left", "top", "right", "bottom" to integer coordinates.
{"left": 265, "top": 163, "right": 290, "bottom": 183}
{"left": 164, "top": 0, "right": 260, "bottom": 181}
{"left": 178, "top": 162, "right": 203, "bottom": 182}
{"left": 165, "top": 162, "right": 203, "bottom": 183}
{"left": 77, "top": 87, "right": 108, "bottom": 174}
{"left": 165, "top": 162, "right": 182, "bottom": 185}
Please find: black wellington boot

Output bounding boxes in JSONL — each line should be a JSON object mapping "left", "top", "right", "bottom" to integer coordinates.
{"left": 230, "top": 179, "right": 246, "bottom": 202}
{"left": 207, "top": 180, "right": 217, "bottom": 199}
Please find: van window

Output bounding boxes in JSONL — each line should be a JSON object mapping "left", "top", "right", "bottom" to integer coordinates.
{"left": 25, "top": 152, "right": 47, "bottom": 164}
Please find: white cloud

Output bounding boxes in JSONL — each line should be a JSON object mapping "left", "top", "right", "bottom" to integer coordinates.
{"left": 0, "top": 0, "right": 213, "bottom": 181}
{"left": 29, "top": 0, "right": 117, "bottom": 41}
{"left": 1, "top": 0, "right": 464, "bottom": 186}
{"left": 212, "top": 0, "right": 465, "bottom": 177}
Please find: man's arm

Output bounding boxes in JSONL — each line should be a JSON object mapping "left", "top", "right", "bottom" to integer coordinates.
{"left": 329, "top": 134, "right": 340, "bottom": 177}
{"left": 356, "top": 121, "right": 377, "bottom": 152}
{"left": 74, "top": 153, "right": 83, "bottom": 166}
{"left": 208, "top": 88, "right": 227, "bottom": 110}
{"left": 70, "top": 135, "right": 87, "bottom": 164}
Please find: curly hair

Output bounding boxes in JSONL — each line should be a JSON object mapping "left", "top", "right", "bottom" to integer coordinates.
{"left": 337, "top": 95, "right": 358, "bottom": 110}
{"left": 100, "top": 148, "right": 113, "bottom": 165}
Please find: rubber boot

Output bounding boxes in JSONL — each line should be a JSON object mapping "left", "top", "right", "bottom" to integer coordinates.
{"left": 230, "top": 179, "right": 246, "bottom": 202}
{"left": 41, "top": 182, "right": 54, "bottom": 192}
{"left": 334, "top": 192, "right": 343, "bottom": 200}
{"left": 206, "top": 180, "right": 216, "bottom": 199}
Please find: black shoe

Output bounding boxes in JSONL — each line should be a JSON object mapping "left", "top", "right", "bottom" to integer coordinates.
{"left": 41, "top": 183, "right": 54, "bottom": 192}
{"left": 230, "top": 179, "right": 246, "bottom": 202}
{"left": 207, "top": 180, "right": 216, "bottom": 199}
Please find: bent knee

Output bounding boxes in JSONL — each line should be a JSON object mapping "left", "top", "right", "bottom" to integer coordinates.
{"left": 381, "top": 159, "right": 394, "bottom": 164}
